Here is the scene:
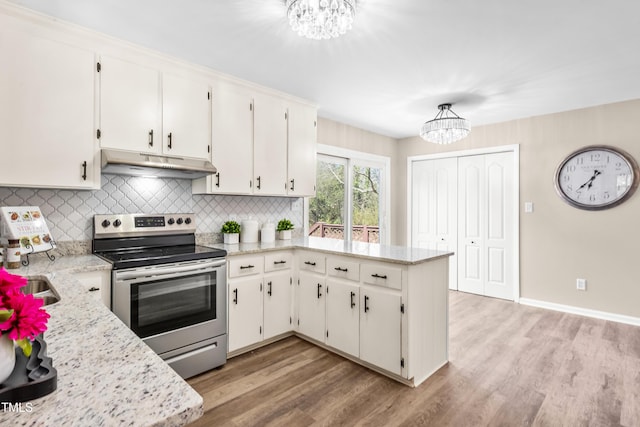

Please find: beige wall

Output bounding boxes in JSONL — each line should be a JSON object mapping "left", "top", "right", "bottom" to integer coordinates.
{"left": 397, "top": 99, "right": 640, "bottom": 318}
{"left": 316, "top": 117, "right": 400, "bottom": 243}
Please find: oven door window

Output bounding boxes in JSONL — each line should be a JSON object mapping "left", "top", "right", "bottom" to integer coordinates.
{"left": 131, "top": 271, "right": 216, "bottom": 338}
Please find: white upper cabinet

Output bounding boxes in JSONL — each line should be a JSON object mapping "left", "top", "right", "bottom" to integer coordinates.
{"left": 202, "top": 81, "right": 253, "bottom": 194}
{"left": 99, "top": 55, "right": 161, "bottom": 154}
{"left": 287, "top": 102, "right": 317, "bottom": 196}
{"left": 253, "top": 93, "right": 289, "bottom": 196}
{"left": 99, "top": 56, "right": 212, "bottom": 160}
{"left": 193, "top": 86, "right": 317, "bottom": 197}
{"left": 162, "top": 72, "right": 211, "bottom": 159}
{"left": 0, "top": 25, "right": 98, "bottom": 189}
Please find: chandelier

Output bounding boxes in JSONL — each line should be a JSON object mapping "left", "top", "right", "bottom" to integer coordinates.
{"left": 420, "top": 104, "right": 471, "bottom": 144}
{"left": 286, "top": 0, "right": 356, "bottom": 40}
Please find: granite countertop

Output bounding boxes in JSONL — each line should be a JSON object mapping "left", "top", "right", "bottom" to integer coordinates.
{"left": 0, "top": 254, "right": 203, "bottom": 427}
{"left": 210, "top": 236, "right": 453, "bottom": 265}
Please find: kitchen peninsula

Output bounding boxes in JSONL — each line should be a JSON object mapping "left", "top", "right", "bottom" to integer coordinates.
{"left": 0, "top": 236, "right": 449, "bottom": 426}
{"left": 216, "top": 237, "right": 452, "bottom": 387}
{"left": 0, "top": 255, "right": 203, "bottom": 427}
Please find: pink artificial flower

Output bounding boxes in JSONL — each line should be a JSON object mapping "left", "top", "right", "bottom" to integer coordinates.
{"left": 0, "top": 292, "right": 50, "bottom": 341}
{"left": 0, "top": 268, "right": 26, "bottom": 306}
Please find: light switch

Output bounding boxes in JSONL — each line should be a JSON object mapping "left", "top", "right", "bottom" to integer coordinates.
{"left": 524, "top": 202, "right": 534, "bottom": 213}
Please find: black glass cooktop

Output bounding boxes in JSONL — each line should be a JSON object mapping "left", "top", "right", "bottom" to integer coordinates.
{"left": 95, "top": 244, "right": 226, "bottom": 270}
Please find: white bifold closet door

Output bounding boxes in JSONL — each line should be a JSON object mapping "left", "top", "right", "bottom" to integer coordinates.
{"left": 457, "top": 152, "right": 514, "bottom": 300}
{"left": 411, "top": 158, "right": 458, "bottom": 290}
{"left": 411, "top": 151, "right": 515, "bottom": 300}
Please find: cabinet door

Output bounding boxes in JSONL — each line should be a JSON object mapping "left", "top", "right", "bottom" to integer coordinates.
{"left": 206, "top": 81, "right": 253, "bottom": 194}
{"left": 326, "top": 279, "right": 359, "bottom": 357}
{"left": 253, "top": 93, "right": 288, "bottom": 195}
{"left": 0, "top": 29, "right": 97, "bottom": 189}
{"left": 163, "top": 73, "right": 211, "bottom": 160}
{"left": 297, "top": 271, "right": 325, "bottom": 343}
{"left": 228, "top": 277, "right": 263, "bottom": 352}
{"left": 287, "top": 102, "right": 317, "bottom": 196}
{"left": 263, "top": 271, "right": 292, "bottom": 340}
{"left": 360, "top": 287, "right": 402, "bottom": 375}
{"left": 99, "top": 55, "right": 161, "bottom": 154}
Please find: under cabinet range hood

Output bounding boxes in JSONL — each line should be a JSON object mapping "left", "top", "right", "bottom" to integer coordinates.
{"left": 101, "top": 149, "right": 217, "bottom": 179}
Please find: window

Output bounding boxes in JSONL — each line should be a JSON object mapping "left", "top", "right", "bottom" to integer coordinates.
{"left": 307, "top": 145, "right": 390, "bottom": 244}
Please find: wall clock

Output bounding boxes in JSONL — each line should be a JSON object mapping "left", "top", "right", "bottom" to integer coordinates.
{"left": 554, "top": 145, "right": 639, "bottom": 210}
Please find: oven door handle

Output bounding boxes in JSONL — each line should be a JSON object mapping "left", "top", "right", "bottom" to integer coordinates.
{"left": 115, "top": 259, "right": 226, "bottom": 281}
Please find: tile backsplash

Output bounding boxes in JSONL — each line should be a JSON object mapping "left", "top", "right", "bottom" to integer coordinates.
{"left": 0, "top": 174, "right": 303, "bottom": 244}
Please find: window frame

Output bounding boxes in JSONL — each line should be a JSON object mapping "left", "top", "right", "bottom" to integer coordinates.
{"left": 305, "top": 144, "right": 391, "bottom": 245}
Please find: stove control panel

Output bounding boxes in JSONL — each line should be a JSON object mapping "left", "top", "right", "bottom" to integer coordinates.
{"left": 94, "top": 213, "right": 197, "bottom": 238}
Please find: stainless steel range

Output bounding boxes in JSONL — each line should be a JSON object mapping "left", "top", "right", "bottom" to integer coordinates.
{"left": 92, "top": 213, "right": 227, "bottom": 379}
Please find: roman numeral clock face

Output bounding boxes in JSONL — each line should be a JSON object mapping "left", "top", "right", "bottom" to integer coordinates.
{"left": 555, "top": 146, "right": 639, "bottom": 210}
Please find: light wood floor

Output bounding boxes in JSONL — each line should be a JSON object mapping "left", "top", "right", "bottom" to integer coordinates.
{"left": 187, "top": 291, "right": 640, "bottom": 426}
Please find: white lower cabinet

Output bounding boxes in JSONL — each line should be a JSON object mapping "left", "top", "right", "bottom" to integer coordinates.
{"left": 325, "top": 279, "right": 359, "bottom": 358}
{"left": 228, "top": 276, "right": 263, "bottom": 352}
{"left": 359, "top": 286, "right": 402, "bottom": 375}
{"left": 263, "top": 271, "right": 292, "bottom": 340}
{"left": 297, "top": 271, "right": 326, "bottom": 343}
{"left": 228, "top": 248, "right": 449, "bottom": 387}
{"left": 227, "top": 251, "right": 293, "bottom": 353}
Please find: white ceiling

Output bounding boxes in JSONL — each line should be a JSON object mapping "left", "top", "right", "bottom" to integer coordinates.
{"left": 8, "top": 0, "right": 640, "bottom": 139}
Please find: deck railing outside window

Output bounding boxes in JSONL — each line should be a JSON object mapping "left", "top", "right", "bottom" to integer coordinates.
{"left": 308, "top": 222, "right": 379, "bottom": 243}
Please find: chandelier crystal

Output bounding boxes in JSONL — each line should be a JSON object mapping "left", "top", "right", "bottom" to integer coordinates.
{"left": 420, "top": 104, "right": 471, "bottom": 144}
{"left": 286, "top": 0, "right": 356, "bottom": 40}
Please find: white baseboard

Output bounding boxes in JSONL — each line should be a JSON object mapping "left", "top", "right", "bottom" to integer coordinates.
{"left": 519, "top": 298, "right": 640, "bottom": 327}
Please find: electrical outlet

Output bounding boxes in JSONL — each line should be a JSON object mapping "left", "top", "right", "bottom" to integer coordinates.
{"left": 576, "top": 278, "right": 587, "bottom": 291}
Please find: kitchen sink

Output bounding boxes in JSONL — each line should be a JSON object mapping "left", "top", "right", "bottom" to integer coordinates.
{"left": 23, "top": 277, "right": 60, "bottom": 306}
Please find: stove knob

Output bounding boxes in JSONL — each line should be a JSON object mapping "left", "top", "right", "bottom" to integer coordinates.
{"left": 167, "top": 218, "right": 175, "bottom": 225}
{"left": 184, "top": 218, "right": 192, "bottom": 225}
{"left": 176, "top": 218, "right": 184, "bottom": 225}
{"left": 101, "top": 219, "right": 111, "bottom": 228}
{"left": 113, "top": 219, "right": 122, "bottom": 227}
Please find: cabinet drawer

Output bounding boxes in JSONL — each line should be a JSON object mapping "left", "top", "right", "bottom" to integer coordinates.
{"left": 361, "top": 263, "right": 401, "bottom": 290}
{"left": 327, "top": 257, "right": 360, "bottom": 282}
{"left": 264, "top": 252, "right": 293, "bottom": 272}
{"left": 228, "top": 256, "right": 264, "bottom": 278}
{"left": 298, "top": 251, "right": 326, "bottom": 274}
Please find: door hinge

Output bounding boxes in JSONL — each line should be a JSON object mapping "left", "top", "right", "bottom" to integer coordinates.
{"left": 326, "top": 286, "right": 329, "bottom": 294}
{"left": 289, "top": 316, "right": 292, "bottom": 324}
{"left": 207, "top": 91, "right": 211, "bottom": 100}
{"left": 250, "top": 103, "right": 253, "bottom": 111}
{"left": 290, "top": 277, "right": 292, "bottom": 285}
{"left": 314, "top": 120, "right": 317, "bottom": 127}
{"left": 96, "top": 129, "right": 101, "bottom": 139}
{"left": 259, "top": 326, "right": 262, "bottom": 335}
{"left": 96, "top": 62, "right": 101, "bottom": 72}
{"left": 400, "top": 303, "right": 405, "bottom": 313}
{"left": 285, "top": 112, "right": 288, "bottom": 120}
{"left": 260, "top": 282, "right": 263, "bottom": 291}
{"left": 207, "top": 145, "right": 210, "bottom": 153}
{"left": 401, "top": 358, "right": 405, "bottom": 368}
{"left": 326, "top": 330, "right": 329, "bottom": 338}
{"left": 297, "top": 319, "right": 300, "bottom": 326}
